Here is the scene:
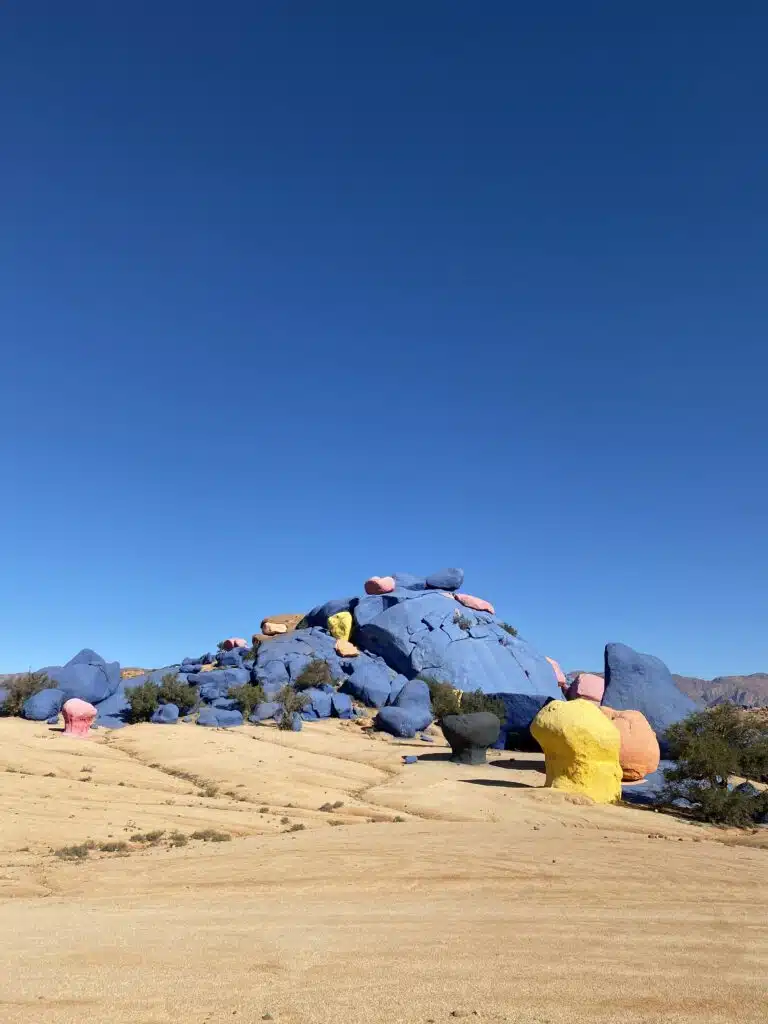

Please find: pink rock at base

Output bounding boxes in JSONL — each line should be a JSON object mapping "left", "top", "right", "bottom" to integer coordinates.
{"left": 455, "top": 593, "right": 496, "bottom": 614}
{"left": 221, "top": 637, "right": 248, "bottom": 651}
{"left": 62, "top": 698, "right": 97, "bottom": 738}
{"left": 546, "top": 656, "right": 567, "bottom": 689}
{"left": 567, "top": 672, "right": 605, "bottom": 704}
{"left": 364, "top": 576, "right": 396, "bottom": 595}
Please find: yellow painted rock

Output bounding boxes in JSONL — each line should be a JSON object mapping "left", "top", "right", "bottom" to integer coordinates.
{"left": 530, "top": 699, "right": 622, "bottom": 804}
{"left": 328, "top": 610, "right": 353, "bottom": 642}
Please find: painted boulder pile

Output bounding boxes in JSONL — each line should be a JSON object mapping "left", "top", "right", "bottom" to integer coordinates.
{"left": 599, "top": 707, "right": 660, "bottom": 782}
{"left": 531, "top": 699, "right": 623, "bottom": 804}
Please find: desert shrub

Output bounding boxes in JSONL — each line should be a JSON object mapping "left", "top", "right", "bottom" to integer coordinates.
{"left": 99, "top": 841, "right": 129, "bottom": 853}
{"left": 276, "top": 685, "right": 309, "bottom": 729}
{"left": 130, "top": 830, "right": 165, "bottom": 845}
{"left": 158, "top": 673, "right": 199, "bottom": 713}
{"left": 294, "top": 659, "right": 335, "bottom": 690}
{"left": 54, "top": 842, "right": 95, "bottom": 860}
{"left": 126, "top": 681, "right": 161, "bottom": 723}
{"left": 663, "top": 705, "right": 768, "bottom": 826}
{"left": 420, "top": 676, "right": 461, "bottom": 719}
{"left": 168, "top": 830, "right": 188, "bottom": 847}
{"left": 2, "top": 671, "right": 55, "bottom": 716}
{"left": 286, "top": 823, "right": 305, "bottom": 833}
{"left": 499, "top": 622, "right": 518, "bottom": 637}
{"left": 460, "top": 689, "right": 507, "bottom": 722}
{"left": 190, "top": 828, "right": 231, "bottom": 842}
{"left": 227, "top": 682, "right": 266, "bottom": 719}
{"left": 453, "top": 612, "right": 474, "bottom": 632}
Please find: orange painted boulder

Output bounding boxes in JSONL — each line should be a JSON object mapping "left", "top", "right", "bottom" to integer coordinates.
{"left": 599, "top": 706, "right": 660, "bottom": 781}
{"left": 567, "top": 672, "right": 605, "bottom": 703}
{"left": 62, "top": 698, "right": 97, "bottom": 738}
{"left": 455, "top": 593, "right": 495, "bottom": 614}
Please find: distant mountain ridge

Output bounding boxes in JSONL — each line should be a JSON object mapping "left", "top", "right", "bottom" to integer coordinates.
{"left": 671, "top": 673, "right": 768, "bottom": 709}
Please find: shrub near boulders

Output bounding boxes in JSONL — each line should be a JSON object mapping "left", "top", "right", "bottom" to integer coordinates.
{"left": 3, "top": 671, "right": 56, "bottom": 716}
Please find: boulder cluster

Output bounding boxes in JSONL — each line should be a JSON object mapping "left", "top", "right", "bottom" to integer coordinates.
{"left": 3, "top": 569, "right": 700, "bottom": 803}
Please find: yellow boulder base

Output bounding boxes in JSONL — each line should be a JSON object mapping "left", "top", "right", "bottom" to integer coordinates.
{"left": 530, "top": 698, "right": 623, "bottom": 804}
{"left": 327, "top": 610, "right": 353, "bottom": 642}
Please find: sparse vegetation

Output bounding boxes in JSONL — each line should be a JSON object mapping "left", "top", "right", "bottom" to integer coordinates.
{"left": 227, "top": 682, "right": 266, "bottom": 719}
{"left": 453, "top": 612, "right": 474, "bottom": 632}
{"left": 130, "top": 830, "right": 165, "bottom": 845}
{"left": 460, "top": 689, "right": 507, "bottom": 722}
{"left": 276, "top": 686, "right": 310, "bottom": 729}
{"left": 499, "top": 622, "right": 518, "bottom": 637}
{"left": 2, "top": 671, "right": 55, "bottom": 716}
{"left": 158, "top": 674, "right": 199, "bottom": 713}
{"left": 286, "top": 823, "right": 305, "bottom": 832}
{"left": 168, "top": 830, "right": 188, "bottom": 847}
{"left": 420, "top": 676, "right": 461, "bottom": 719}
{"left": 99, "top": 841, "right": 129, "bottom": 853}
{"left": 54, "top": 841, "right": 96, "bottom": 860}
{"left": 663, "top": 705, "right": 768, "bottom": 826}
{"left": 294, "top": 659, "right": 336, "bottom": 690}
{"left": 126, "top": 681, "right": 161, "bottom": 723}
{"left": 190, "top": 828, "right": 231, "bottom": 842}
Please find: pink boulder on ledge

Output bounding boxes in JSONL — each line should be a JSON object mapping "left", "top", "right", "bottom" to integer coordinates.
{"left": 62, "top": 698, "right": 97, "bottom": 738}
{"left": 567, "top": 672, "right": 605, "bottom": 704}
{"left": 455, "top": 593, "right": 495, "bottom": 614}
{"left": 221, "top": 637, "right": 248, "bottom": 650}
{"left": 364, "top": 576, "right": 396, "bottom": 595}
{"left": 546, "top": 656, "right": 567, "bottom": 690}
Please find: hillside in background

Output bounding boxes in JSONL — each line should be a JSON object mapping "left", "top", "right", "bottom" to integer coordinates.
{"left": 672, "top": 673, "right": 768, "bottom": 708}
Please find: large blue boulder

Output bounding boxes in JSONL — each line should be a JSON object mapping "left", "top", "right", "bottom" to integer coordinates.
{"left": 491, "top": 694, "right": 554, "bottom": 751}
{"left": 621, "top": 760, "right": 675, "bottom": 806}
{"left": 339, "top": 653, "right": 395, "bottom": 707}
{"left": 374, "top": 706, "right": 422, "bottom": 738}
{"left": 22, "top": 688, "right": 66, "bottom": 721}
{"left": 331, "top": 692, "right": 354, "bottom": 719}
{"left": 94, "top": 686, "right": 131, "bottom": 728}
{"left": 254, "top": 628, "right": 344, "bottom": 694}
{"left": 151, "top": 703, "right": 179, "bottom": 724}
{"left": 393, "top": 679, "right": 433, "bottom": 730}
{"left": 46, "top": 649, "right": 121, "bottom": 705}
{"left": 300, "top": 687, "right": 333, "bottom": 720}
{"left": 250, "top": 701, "right": 281, "bottom": 723}
{"left": 603, "top": 643, "right": 699, "bottom": 755}
{"left": 393, "top": 572, "right": 428, "bottom": 591}
{"left": 355, "top": 590, "right": 561, "bottom": 698}
{"left": 426, "top": 568, "right": 464, "bottom": 591}
{"left": 188, "top": 668, "right": 249, "bottom": 701}
{"left": 217, "top": 650, "right": 246, "bottom": 667}
{"left": 197, "top": 707, "right": 243, "bottom": 728}
{"left": 304, "top": 597, "right": 358, "bottom": 627}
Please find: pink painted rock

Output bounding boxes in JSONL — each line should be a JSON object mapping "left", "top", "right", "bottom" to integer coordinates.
{"left": 364, "top": 576, "right": 396, "bottom": 595}
{"left": 62, "top": 698, "right": 97, "bottom": 738}
{"left": 455, "top": 593, "right": 496, "bottom": 614}
{"left": 221, "top": 637, "right": 248, "bottom": 651}
{"left": 546, "top": 656, "right": 567, "bottom": 690}
{"left": 567, "top": 672, "right": 605, "bottom": 704}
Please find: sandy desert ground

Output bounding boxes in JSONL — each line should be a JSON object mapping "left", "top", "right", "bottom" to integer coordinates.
{"left": 0, "top": 716, "right": 765, "bottom": 1024}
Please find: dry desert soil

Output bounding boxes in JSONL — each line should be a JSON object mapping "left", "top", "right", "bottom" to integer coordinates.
{"left": 0, "top": 716, "right": 766, "bottom": 1024}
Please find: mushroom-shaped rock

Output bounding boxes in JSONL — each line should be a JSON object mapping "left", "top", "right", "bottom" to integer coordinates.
{"left": 220, "top": 638, "right": 248, "bottom": 651}
{"left": 567, "top": 672, "right": 605, "bottom": 703}
{"left": 327, "top": 610, "right": 353, "bottom": 642}
{"left": 364, "top": 576, "right": 396, "bottom": 595}
{"left": 425, "top": 568, "right": 464, "bottom": 592}
{"left": 599, "top": 707, "right": 660, "bottom": 781}
{"left": 530, "top": 699, "right": 622, "bottom": 804}
{"left": 441, "top": 712, "right": 501, "bottom": 764}
{"left": 454, "top": 593, "right": 496, "bottom": 614}
{"left": 62, "top": 698, "right": 98, "bottom": 738}
{"left": 546, "top": 657, "right": 567, "bottom": 690}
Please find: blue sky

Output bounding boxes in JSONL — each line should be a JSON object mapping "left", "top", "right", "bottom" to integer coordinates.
{"left": 1, "top": 3, "right": 765, "bottom": 676}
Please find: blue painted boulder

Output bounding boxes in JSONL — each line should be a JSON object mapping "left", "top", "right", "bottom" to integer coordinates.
{"left": 46, "top": 649, "right": 121, "bottom": 705}
{"left": 151, "top": 703, "right": 179, "bottom": 724}
{"left": 426, "top": 567, "right": 464, "bottom": 591}
{"left": 22, "top": 688, "right": 66, "bottom": 721}
{"left": 197, "top": 707, "right": 244, "bottom": 728}
{"left": 603, "top": 643, "right": 699, "bottom": 755}
{"left": 290, "top": 711, "right": 303, "bottom": 731}
{"left": 339, "top": 653, "right": 394, "bottom": 707}
{"left": 94, "top": 686, "right": 132, "bottom": 728}
{"left": 331, "top": 692, "right": 354, "bottom": 719}
{"left": 250, "top": 701, "right": 282, "bottom": 723}
{"left": 492, "top": 694, "right": 555, "bottom": 751}
{"left": 394, "top": 679, "right": 433, "bottom": 731}
{"left": 254, "top": 628, "right": 344, "bottom": 693}
{"left": 304, "top": 597, "right": 358, "bottom": 627}
{"left": 621, "top": 760, "right": 676, "bottom": 806}
{"left": 189, "top": 668, "right": 250, "bottom": 701}
{"left": 374, "top": 706, "right": 423, "bottom": 739}
{"left": 299, "top": 687, "right": 333, "bottom": 720}
{"left": 355, "top": 590, "right": 561, "bottom": 698}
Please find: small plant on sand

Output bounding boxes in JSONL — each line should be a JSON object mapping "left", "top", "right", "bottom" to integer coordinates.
{"left": 2, "top": 671, "right": 55, "bottom": 717}
{"left": 54, "top": 841, "right": 96, "bottom": 860}
{"left": 227, "top": 682, "right": 266, "bottom": 719}
{"left": 294, "top": 659, "right": 336, "bottom": 690}
{"left": 499, "top": 622, "right": 518, "bottom": 637}
{"left": 158, "top": 674, "right": 199, "bottom": 713}
{"left": 663, "top": 705, "right": 768, "bottom": 826}
{"left": 276, "top": 686, "right": 309, "bottom": 729}
{"left": 126, "top": 681, "right": 161, "bottom": 723}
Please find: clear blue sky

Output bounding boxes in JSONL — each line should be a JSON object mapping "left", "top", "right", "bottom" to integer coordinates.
{"left": 1, "top": 2, "right": 765, "bottom": 677}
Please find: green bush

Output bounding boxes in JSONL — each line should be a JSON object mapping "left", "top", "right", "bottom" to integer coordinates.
{"left": 460, "top": 689, "right": 507, "bottom": 722}
{"left": 126, "top": 681, "right": 161, "bottom": 723}
{"left": 499, "top": 622, "right": 518, "bottom": 637}
{"left": 453, "top": 612, "right": 474, "bottom": 632}
{"left": 663, "top": 705, "right": 768, "bottom": 826}
{"left": 276, "top": 685, "right": 310, "bottom": 729}
{"left": 227, "top": 682, "right": 266, "bottom": 719}
{"left": 158, "top": 673, "right": 199, "bottom": 713}
{"left": 294, "top": 659, "right": 336, "bottom": 690}
{"left": 2, "top": 671, "right": 55, "bottom": 717}
{"left": 419, "top": 676, "right": 461, "bottom": 719}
